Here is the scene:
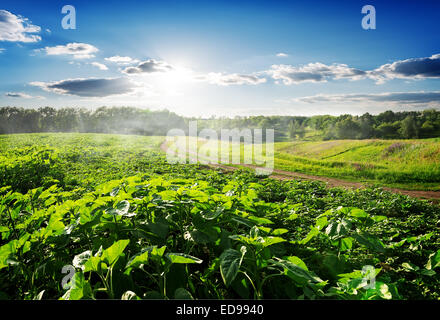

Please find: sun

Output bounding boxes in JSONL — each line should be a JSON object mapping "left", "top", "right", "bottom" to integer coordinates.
{"left": 161, "top": 66, "right": 194, "bottom": 90}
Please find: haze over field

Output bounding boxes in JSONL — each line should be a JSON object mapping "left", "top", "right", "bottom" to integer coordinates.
{"left": 0, "top": 0, "right": 439, "bottom": 117}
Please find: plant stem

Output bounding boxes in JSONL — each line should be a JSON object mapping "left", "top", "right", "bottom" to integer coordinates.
{"left": 6, "top": 207, "right": 18, "bottom": 239}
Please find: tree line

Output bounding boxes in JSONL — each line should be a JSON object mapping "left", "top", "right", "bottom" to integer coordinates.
{"left": 1, "top": 106, "right": 440, "bottom": 140}
{"left": 194, "top": 109, "right": 440, "bottom": 140}
{"left": 0, "top": 106, "right": 187, "bottom": 136}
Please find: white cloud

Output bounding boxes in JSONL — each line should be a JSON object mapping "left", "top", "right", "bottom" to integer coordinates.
{"left": 90, "top": 62, "right": 108, "bottom": 70}
{"left": 267, "top": 63, "right": 366, "bottom": 84}
{"left": 114, "top": 53, "right": 440, "bottom": 87}
{"left": 42, "top": 43, "right": 99, "bottom": 59}
{"left": 122, "top": 59, "right": 173, "bottom": 74}
{"left": 263, "top": 54, "right": 440, "bottom": 85}
{"left": 0, "top": 48, "right": 4, "bottom": 53}
{"left": 30, "top": 77, "right": 137, "bottom": 97}
{"left": 276, "top": 53, "right": 288, "bottom": 57}
{"left": 5, "top": 92, "right": 44, "bottom": 99}
{"left": 105, "top": 55, "right": 139, "bottom": 65}
{"left": 199, "top": 72, "right": 267, "bottom": 86}
{"left": 368, "top": 53, "right": 440, "bottom": 83}
{"left": 295, "top": 91, "right": 440, "bottom": 107}
{"left": 0, "top": 10, "right": 41, "bottom": 43}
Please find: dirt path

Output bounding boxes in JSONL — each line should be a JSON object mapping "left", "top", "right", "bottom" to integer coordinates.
{"left": 160, "top": 141, "right": 440, "bottom": 202}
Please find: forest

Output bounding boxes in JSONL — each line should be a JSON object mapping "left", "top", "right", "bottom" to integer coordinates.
{"left": 1, "top": 106, "right": 440, "bottom": 141}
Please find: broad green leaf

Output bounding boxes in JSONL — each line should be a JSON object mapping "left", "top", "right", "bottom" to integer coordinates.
{"left": 184, "top": 229, "right": 213, "bottom": 244}
{"left": 426, "top": 250, "right": 440, "bottom": 270}
{"left": 174, "top": 288, "right": 194, "bottom": 300}
{"left": 337, "top": 270, "right": 363, "bottom": 279}
{"left": 401, "top": 262, "right": 419, "bottom": 272}
{"left": 144, "top": 219, "right": 169, "bottom": 240}
{"left": 249, "top": 225, "right": 259, "bottom": 238}
{"left": 121, "top": 291, "right": 140, "bottom": 300}
{"left": 33, "top": 290, "right": 45, "bottom": 300}
{"left": 348, "top": 208, "right": 368, "bottom": 218}
{"left": 83, "top": 256, "right": 103, "bottom": 273}
{"left": 201, "top": 207, "right": 224, "bottom": 220}
{"left": 157, "top": 190, "right": 177, "bottom": 200}
{"left": 272, "top": 228, "right": 288, "bottom": 236}
{"left": 257, "top": 226, "right": 272, "bottom": 234}
{"left": 377, "top": 282, "right": 392, "bottom": 300}
{"left": 22, "top": 241, "right": 31, "bottom": 254}
{"left": 0, "top": 234, "right": 30, "bottom": 270}
{"left": 72, "top": 250, "right": 92, "bottom": 270}
{"left": 339, "top": 237, "right": 353, "bottom": 251}
{"left": 261, "top": 236, "right": 286, "bottom": 248}
{"left": 187, "top": 190, "right": 209, "bottom": 202}
{"left": 326, "top": 219, "right": 351, "bottom": 239}
{"left": 286, "top": 256, "right": 308, "bottom": 271}
{"left": 315, "top": 216, "right": 328, "bottom": 230}
{"left": 101, "top": 239, "right": 130, "bottom": 266}
{"left": 219, "top": 246, "right": 246, "bottom": 287}
{"left": 166, "top": 253, "right": 203, "bottom": 264}
{"left": 149, "top": 246, "right": 167, "bottom": 259}
{"left": 325, "top": 222, "right": 338, "bottom": 238}
{"left": 247, "top": 216, "right": 274, "bottom": 225}
{"left": 298, "top": 227, "right": 319, "bottom": 245}
{"left": 285, "top": 213, "right": 298, "bottom": 221}
{"left": 353, "top": 233, "right": 385, "bottom": 253}
{"left": 371, "top": 215, "right": 387, "bottom": 223}
{"left": 338, "top": 267, "right": 381, "bottom": 281}
{"left": 0, "top": 226, "right": 9, "bottom": 233}
{"left": 270, "top": 258, "right": 323, "bottom": 286}
{"left": 62, "top": 272, "right": 92, "bottom": 300}
{"left": 126, "top": 251, "right": 150, "bottom": 268}
{"left": 106, "top": 200, "right": 131, "bottom": 216}
{"left": 420, "top": 269, "right": 436, "bottom": 276}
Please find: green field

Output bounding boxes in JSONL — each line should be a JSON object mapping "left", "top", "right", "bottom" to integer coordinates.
{"left": 0, "top": 133, "right": 440, "bottom": 300}
{"left": 190, "top": 137, "right": 440, "bottom": 191}
{"left": 273, "top": 139, "right": 440, "bottom": 190}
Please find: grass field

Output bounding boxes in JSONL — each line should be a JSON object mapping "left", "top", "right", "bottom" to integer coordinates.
{"left": 273, "top": 139, "right": 440, "bottom": 190}
{"left": 187, "top": 137, "right": 440, "bottom": 191}
{"left": 0, "top": 133, "right": 439, "bottom": 300}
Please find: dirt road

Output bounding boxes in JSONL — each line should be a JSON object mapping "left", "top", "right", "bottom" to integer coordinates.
{"left": 160, "top": 141, "right": 440, "bottom": 202}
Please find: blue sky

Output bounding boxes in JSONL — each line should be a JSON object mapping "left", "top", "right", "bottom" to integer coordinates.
{"left": 0, "top": 0, "right": 439, "bottom": 117}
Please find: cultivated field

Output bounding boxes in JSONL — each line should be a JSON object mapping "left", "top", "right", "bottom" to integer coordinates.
{"left": 0, "top": 133, "right": 439, "bottom": 300}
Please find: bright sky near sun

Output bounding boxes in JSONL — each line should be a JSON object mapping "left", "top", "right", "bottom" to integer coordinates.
{"left": 0, "top": 0, "right": 439, "bottom": 117}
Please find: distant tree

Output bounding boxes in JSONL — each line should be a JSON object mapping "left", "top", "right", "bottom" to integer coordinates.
{"left": 420, "top": 120, "right": 436, "bottom": 137}
{"left": 358, "top": 113, "right": 375, "bottom": 139}
{"left": 287, "top": 120, "right": 296, "bottom": 139}
{"left": 297, "top": 123, "right": 306, "bottom": 139}
{"left": 323, "top": 123, "right": 338, "bottom": 140}
{"left": 38, "top": 107, "right": 57, "bottom": 131}
{"left": 377, "top": 122, "right": 400, "bottom": 139}
{"left": 336, "top": 117, "right": 361, "bottom": 139}
{"left": 376, "top": 110, "right": 396, "bottom": 123}
{"left": 399, "top": 116, "right": 419, "bottom": 139}
{"left": 287, "top": 119, "right": 306, "bottom": 140}
{"left": 1, "top": 106, "right": 440, "bottom": 140}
